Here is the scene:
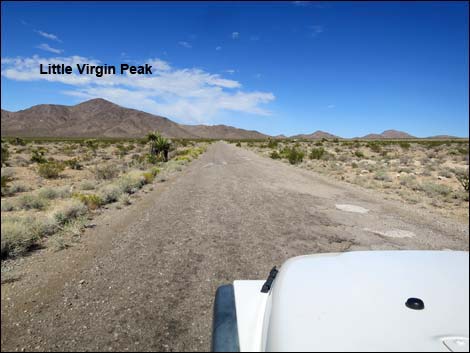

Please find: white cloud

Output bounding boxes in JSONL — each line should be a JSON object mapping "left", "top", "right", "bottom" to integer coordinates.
{"left": 215, "top": 46, "right": 222, "bottom": 51}
{"left": 231, "top": 32, "right": 240, "bottom": 39}
{"left": 1, "top": 55, "right": 275, "bottom": 123}
{"left": 35, "top": 30, "right": 62, "bottom": 42}
{"left": 225, "top": 69, "right": 236, "bottom": 74}
{"left": 36, "top": 43, "right": 64, "bottom": 54}
{"left": 178, "top": 41, "right": 192, "bottom": 48}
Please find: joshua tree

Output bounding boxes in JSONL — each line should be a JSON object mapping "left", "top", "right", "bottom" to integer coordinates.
{"left": 147, "top": 131, "right": 171, "bottom": 162}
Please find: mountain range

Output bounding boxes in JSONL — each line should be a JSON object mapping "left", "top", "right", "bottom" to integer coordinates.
{"left": 0, "top": 99, "right": 463, "bottom": 140}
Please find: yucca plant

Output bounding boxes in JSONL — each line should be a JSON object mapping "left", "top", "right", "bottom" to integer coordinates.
{"left": 147, "top": 131, "right": 171, "bottom": 162}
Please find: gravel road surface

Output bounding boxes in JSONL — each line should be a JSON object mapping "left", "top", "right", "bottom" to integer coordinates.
{"left": 1, "top": 141, "right": 468, "bottom": 352}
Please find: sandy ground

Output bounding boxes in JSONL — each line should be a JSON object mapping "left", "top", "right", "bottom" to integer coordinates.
{"left": 1, "top": 141, "right": 468, "bottom": 352}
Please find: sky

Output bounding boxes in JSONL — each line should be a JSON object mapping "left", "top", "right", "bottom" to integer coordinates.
{"left": 1, "top": 1, "right": 469, "bottom": 138}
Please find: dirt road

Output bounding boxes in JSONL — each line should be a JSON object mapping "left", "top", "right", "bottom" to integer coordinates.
{"left": 1, "top": 141, "right": 468, "bottom": 352}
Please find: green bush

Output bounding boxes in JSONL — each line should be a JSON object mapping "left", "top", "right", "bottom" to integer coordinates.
{"left": 146, "top": 153, "right": 160, "bottom": 164}
{"left": 399, "top": 142, "right": 411, "bottom": 150}
{"left": 1, "top": 143, "right": 9, "bottom": 166}
{"left": 142, "top": 172, "right": 155, "bottom": 184}
{"left": 354, "top": 150, "right": 365, "bottom": 158}
{"left": 1, "top": 175, "right": 12, "bottom": 196}
{"left": 236, "top": 142, "right": 242, "bottom": 147}
{"left": 11, "top": 137, "right": 26, "bottom": 146}
{"left": 270, "top": 150, "right": 281, "bottom": 159}
{"left": 150, "top": 167, "right": 161, "bottom": 176}
{"left": 367, "top": 142, "right": 382, "bottom": 153}
{"left": 37, "top": 161, "right": 65, "bottom": 179}
{"left": 64, "top": 158, "right": 83, "bottom": 170}
{"left": 31, "top": 149, "right": 47, "bottom": 164}
{"left": 455, "top": 168, "right": 469, "bottom": 191}
{"left": 73, "top": 193, "right": 102, "bottom": 210}
{"left": 267, "top": 139, "right": 278, "bottom": 149}
{"left": 285, "top": 148, "right": 304, "bottom": 165}
{"left": 310, "top": 147, "right": 325, "bottom": 160}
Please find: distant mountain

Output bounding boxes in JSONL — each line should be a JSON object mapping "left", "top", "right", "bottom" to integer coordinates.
{"left": 1, "top": 102, "right": 461, "bottom": 140}
{"left": 290, "top": 130, "right": 339, "bottom": 140}
{"left": 360, "top": 130, "right": 416, "bottom": 139}
{"left": 426, "top": 135, "right": 463, "bottom": 140}
{"left": 273, "top": 134, "right": 288, "bottom": 139}
{"left": 0, "top": 99, "right": 268, "bottom": 139}
{"left": 181, "top": 124, "right": 268, "bottom": 140}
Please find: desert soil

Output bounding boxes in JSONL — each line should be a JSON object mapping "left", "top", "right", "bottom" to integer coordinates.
{"left": 1, "top": 141, "right": 468, "bottom": 352}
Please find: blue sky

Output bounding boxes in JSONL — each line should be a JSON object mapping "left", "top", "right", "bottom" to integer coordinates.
{"left": 1, "top": 1, "right": 468, "bottom": 137}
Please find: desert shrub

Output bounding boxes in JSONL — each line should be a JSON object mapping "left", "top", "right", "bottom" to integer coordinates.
{"left": 310, "top": 147, "right": 325, "bottom": 160}
{"left": 267, "top": 139, "right": 278, "bottom": 149}
{"left": 1, "top": 199, "right": 15, "bottom": 211}
{"left": 174, "top": 155, "right": 191, "bottom": 163}
{"left": 1, "top": 216, "right": 41, "bottom": 258}
{"left": 285, "top": 148, "right": 304, "bottom": 165}
{"left": 93, "top": 164, "right": 119, "bottom": 180}
{"left": 454, "top": 168, "right": 469, "bottom": 191}
{"left": 351, "top": 162, "right": 358, "bottom": 168}
{"left": 119, "top": 193, "right": 131, "bottom": 206}
{"left": 11, "top": 137, "right": 26, "bottom": 146}
{"left": 399, "top": 142, "right": 411, "bottom": 150}
{"left": 118, "top": 171, "right": 146, "bottom": 193}
{"left": 367, "top": 142, "right": 382, "bottom": 153}
{"left": 73, "top": 193, "right": 102, "bottom": 210}
{"left": 37, "top": 186, "right": 70, "bottom": 200}
{"left": 8, "top": 183, "right": 30, "bottom": 194}
{"left": 399, "top": 175, "right": 419, "bottom": 190}
{"left": 150, "top": 167, "right": 161, "bottom": 176}
{"left": 84, "top": 139, "right": 98, "bottom": 151}
{"left": 146, "top": 153, "right": 160, "bottom": 165}
{"left": 31, "top": 149, "right": 47, "bottom": 164}
{"left": 438, "top": 169, "right": 453, "bottom": 178}
{"left": 17, "top": 194, "right": 48, "bottom": 210}
{"left": 354, "top": 150, "right": 365, "bottom": 158}
{"left": 270, "top": 150, "right": 281, "bottom": 159}
{"left": 64, "top": 158, "right": 83, "bottom": 170}
{"left": 374, "top": 170, "right": 391, "bottom": 182}
{"left": 37, "top": 161, "right": 65, "bottom": 179}
{"left": 236, "top": 142, "right": 242, "bottom": 147}
{"left": 79, "top": 180, "right": 97, "bottom": 191}
{"left": 52, "top": 200, "right": 87, "bottom": 225}
{"left": 1, "top": 175, "right": 13, "bottom": 196}
{"left": 98, "top": 184, "right": 123, "bottom": 204}
{"left": 421, "top": 182, "right": 453, "bottom": 198}
{"left": 1, "top": 143, "right": 9, "bottom": 166}
{"left": 142, "top": 172, "right": 155, "bottom": 184}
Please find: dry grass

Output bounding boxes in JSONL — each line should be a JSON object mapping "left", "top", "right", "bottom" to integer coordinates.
{"left": 1, "top": 139, "right": 208, "bottom": 259}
